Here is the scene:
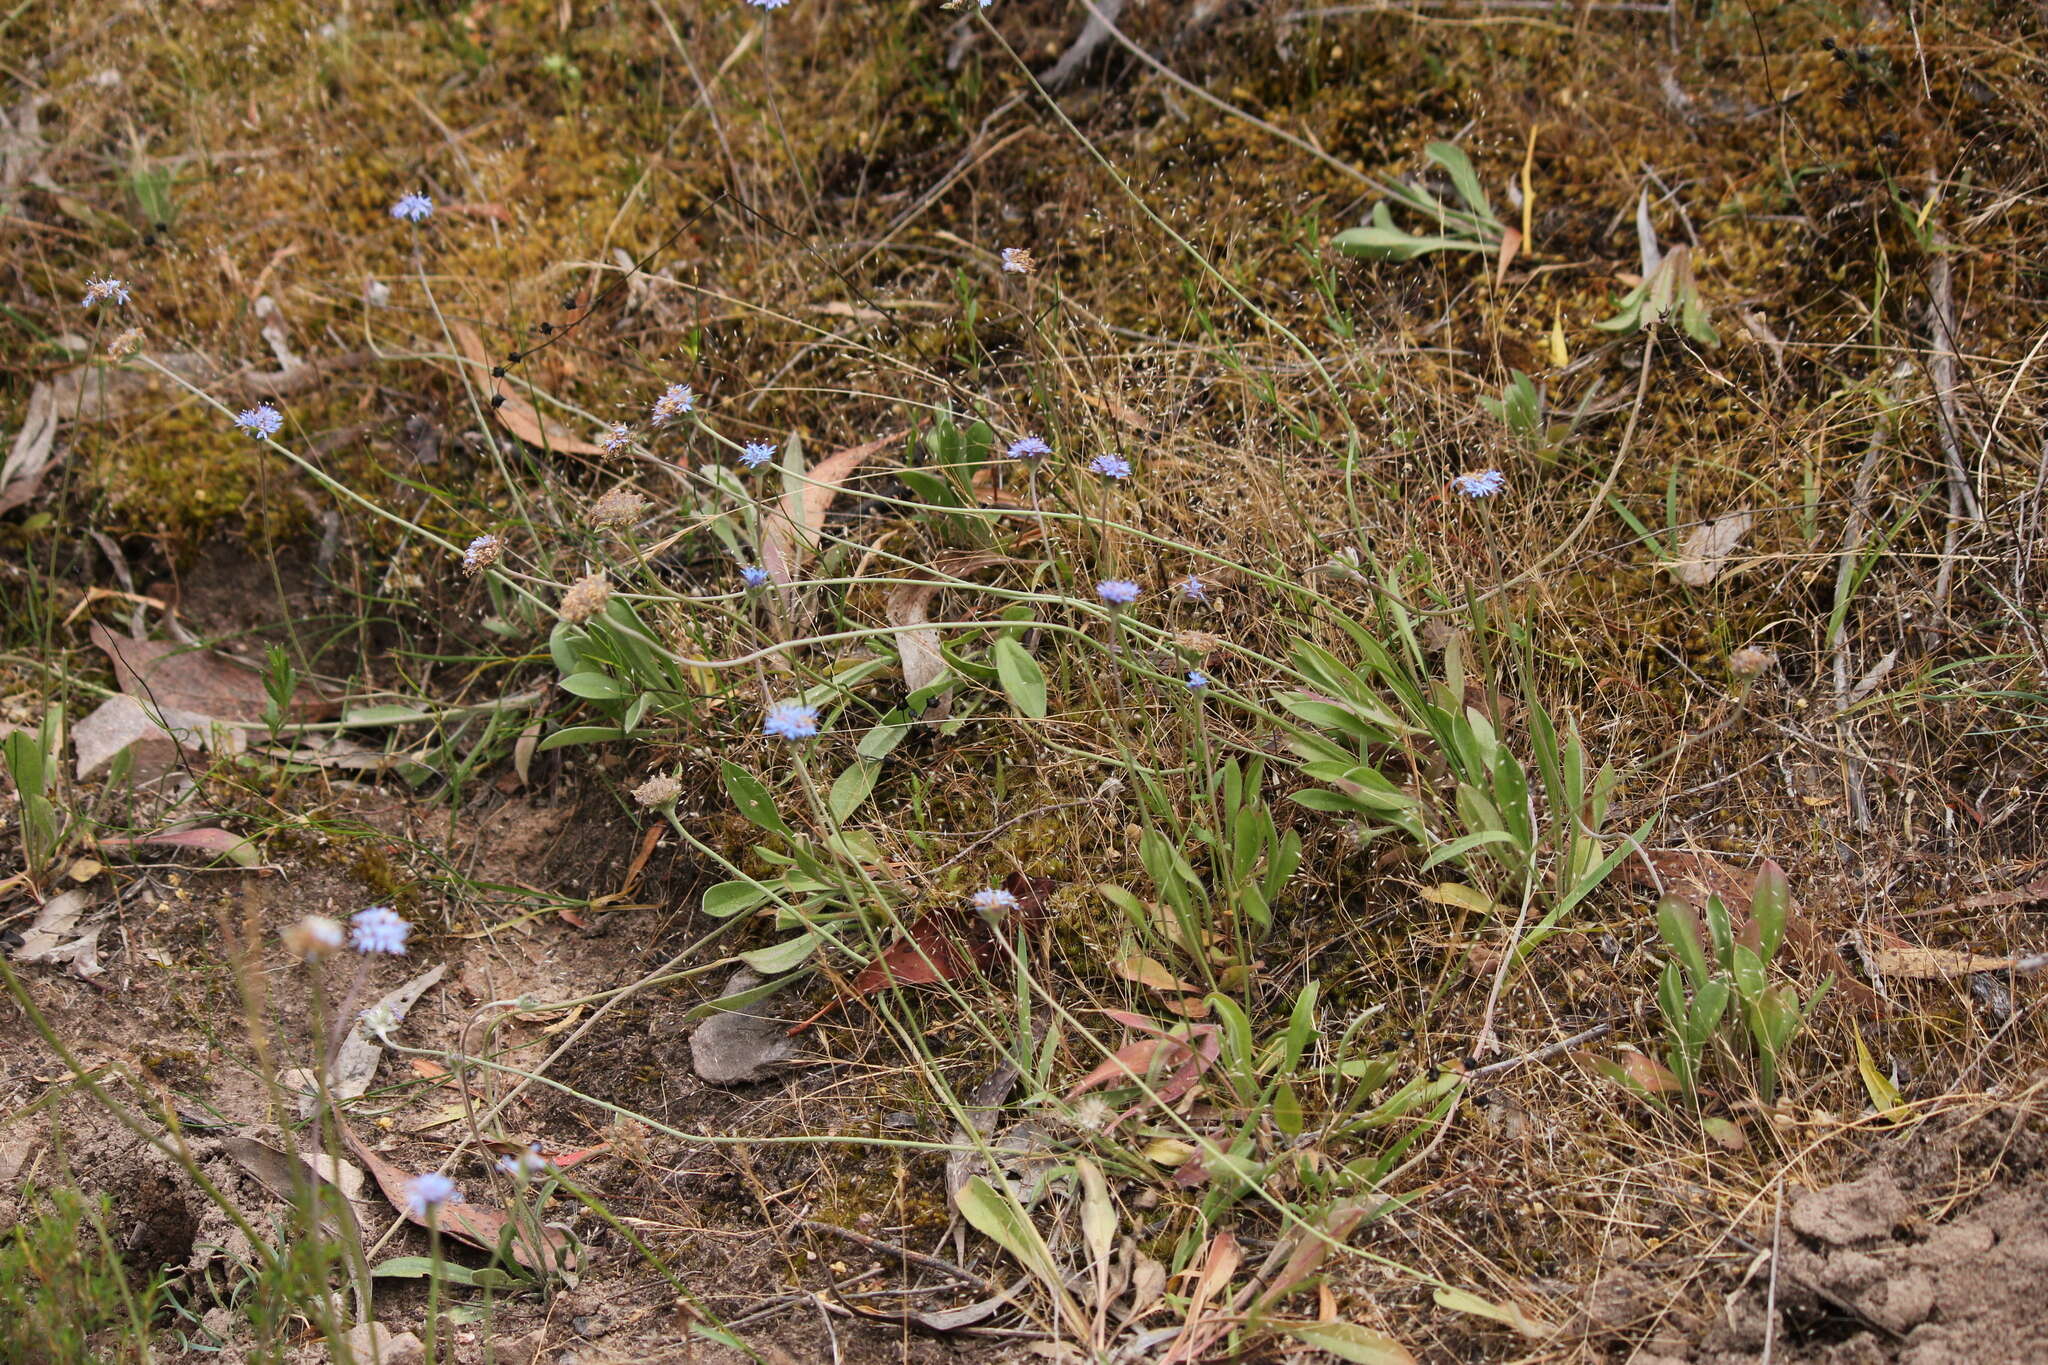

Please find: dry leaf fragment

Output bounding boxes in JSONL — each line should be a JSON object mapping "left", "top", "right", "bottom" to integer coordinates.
{"left": 327, "top": 964, "right": 447, "bottom": 1102}
{"left": 451, "top": 323, "right": 607, "bottom": 455}
{"left": 341, "top": 1125, "right": 572, "bottom": 1273}
{"left": 7, "top": 889, "right": 103, "bottom": 979}
{"left": 760, "top": 431, "right": 904, "bottom": 586}
{"left": 1672, "top": 508, "right": 1754, "bottom": 587}
{"left": 1867, "top": 944, "right": 2029, "bottom": 980}
{"left": 89, "top": 622, "right": 334, "bottom": 725}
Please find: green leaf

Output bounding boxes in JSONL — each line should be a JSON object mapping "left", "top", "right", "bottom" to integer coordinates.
{"left": 956, "top": 1176, "right": 1058, "bottom": 1282}
{"left": 1271, "top": 1320, "right": 1415, "bottom": 1364}
{"left": 535, "top": 725, "right": 624, "bottom": 752}
{"left": 828, "top": 760, "right": 878, "bottom": 824}
{"left": 559, "top": 671, "right": 627, "bottom": 700}
{"left": 684, "top": 972, "right": 800, "bottom": 1023}
{"left": 1419, "top": 829, "right": 1520, "bottom": 872}
{"left": 702, "top": 880, "right": 773, "bottom": 919}
{"left": 991, "top": 637, "right": 1047, "bottom": 719}
{"left": 342, "top": 704, "right": 432, "bottom": 726}
{"left": 738, "top": 930, "right": 823, "bottom": 974}
{"left": 857, "top": 713, "right": 914, "bottom": 761}
{"left": 1432, "top": 1286, "right": 1551, "bottom": 1340}
{"left": 1424, "top": 141, "right": 1495, "bottom": 221}
{"left": 1751, "top": 861, "right": 1790, "bottom": 963}
{"left": 722, "top": 760, "right": 790, "bottom": 837}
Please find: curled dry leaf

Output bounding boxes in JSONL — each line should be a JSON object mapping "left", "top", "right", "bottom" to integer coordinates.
{"left": 885, "top": 580, "right": 948, "bottom": 696}
{"left": 340, "top": 1124, "right": 572, "bottom": 1274}
{"left": 6, "top": 889, "right": 102, "bottom": 979}
{"left": 452, "top": 323, "right": 607, "bottom": 456}
{"left": 328, "top": 964, "right": 448, "bottom": 1101}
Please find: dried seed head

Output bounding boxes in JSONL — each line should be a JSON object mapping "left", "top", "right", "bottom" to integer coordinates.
{"left": 632, "top": 773, "right": 682, "bottom": 809}
{"left": 106, "top": 327, "right": 145, "bottom": 357}
{"left": 559, "top": 572, "right": 611, "bottom": 624}
{"left": 588, "top": 487, "right": 648, "bottom": 528}
{"left": 461, "top": 533, "right": 502, "bottom": 575}
{"left": 1172, "top": 630, "right": 1225, "bottom": 658}
{"left": 1000, "top": 246, "right": 1036, "bottom": 275}
{"left": 284, "top": 915, "right": 346, "bottom": 961}
{"left": 1729, "top": 646, "right": 1774, "bottom": 677}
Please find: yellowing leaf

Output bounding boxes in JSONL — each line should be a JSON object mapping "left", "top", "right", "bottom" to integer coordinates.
{"left": 1142, "top": 1138, "right": 1196, "bottom": 1167}
{"left": 1853, "top": 1025, "right": 1908, "bottom": 1120}
{"left": 1433, "top": 1286, "right": 1552, "bottom": 1339}
{"left": 1418, "top": 883, "right": 1511, "bottom": 917}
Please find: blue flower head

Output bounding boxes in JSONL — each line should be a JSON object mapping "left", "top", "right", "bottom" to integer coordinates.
{"left": 763, "top": 702, "right": 819, "bottom": 740}
{"left": 971, "top": 888, "right": 1020, "bottom": 915}
{"left": 747, "top": 0, "right": 790, "bottom": 8}
{"left": 496, "top": 1145, "right": 550, "bottom": 1180}
{"left": 650, "top": 383, "right": 695, "bottom": 425}
{"left": 1007, "top": 436, "right": 1050, "bottom": 461}
{"left": 351, "top": 905, "right": 410, "bottom": 956}
{"left": 1089, "top": 454, "right": 1131, "bottom": 480}
{"left": 234, "top": 405, "right": 284, "bottom": 439}
{"left": 1178, "top": 574, "right": 1208, "bottom": 603}
{"left": 461, "top": 533, "right": 502, "bottom": 575}
{"left": 406, "top": 1171, "right": 461, "bottom": 1218}
{"left": 1454, "top": 469, "right": 1506, "bottom": 498}
{"left": 741, "top": 565, "right": 772, "bottom": 589}
{"left": 740, "top": 441, "right": 777, "bottom": 468}
{"left": 1186, "top": 670, "right": 1210, "bottom": 690}
{"left": 1096, "top": 579, "right": 1141, "bottom": 607}
{"left": 391, "top": 193, "right": 433, "bottom": 223}
{"left": 602, "top": 423, "right": 632, "bottom": 455}
{"left": 82, "top": 277, "right": 131, "bottom": 308}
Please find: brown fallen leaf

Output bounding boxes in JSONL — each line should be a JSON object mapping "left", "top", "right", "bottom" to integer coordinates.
{"left": 340, "top": 1124, "right": 572, "bottom": 1274}
{"left": 1672, "top": 509, "right": 1754, "bottom": 587}
{"left": 90, "top": 621, "right": 335, "bottom": 725}
{"left": 1868, "top": 944, "right": 2028, "bottom": 980}
{"left": 451, "top": 323, "right": 607, "bottom": 456}
{"left": 884, "top": 580, "right": 948, "bottom": 697}
{"left": 95, "top": 827, "right": 261, "bottom": 867}
{"left": 760, "top": 431, "right": 905, "bottom": 586}
{"left": 1068, "top": 1010, "right": 1222, "bottom": 1130}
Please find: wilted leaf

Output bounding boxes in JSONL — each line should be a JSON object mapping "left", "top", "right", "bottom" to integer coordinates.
{"left": 1112, "top": 953, "right": 1197, "bottom": 994}
{"left": 1853, "top": 1025, "right": 1907, "bottom": 1119}
{"left": 885, "top": 581, "right": 948, "bottom": 696}
{"left": 1672, "top": 508, "right": 1754, "bottom": 587}
{"left": 96, "top": 826, "right": 260, "bottom": 867}
{"left": 1271, "top": 1321, "right": 1414, "bottom": 1365}
{"left": 1617, "top": 1048, "right": 1681, "bottom": 1094}
{"left": 1702, "top": 1116, "right": 1747, "bottom": 1151}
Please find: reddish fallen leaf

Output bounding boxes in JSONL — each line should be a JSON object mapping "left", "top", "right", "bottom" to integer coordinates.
{"left": 760, "top": 431, "right": 904, "bottom": 586}
{"left": 1068, "top": 1010, "right": 1223, "bottom": 1130}
{"left": 341, "top": 1125, "right": 571, "bottom": 1274}
{"left": 96, "top": 827, "right": 260, "bottom": 867}
{"left": 90, "top": 622, "right": 335, "bottom": 724}
{"left": 1625, "top": 852, "right": 1878, "bottom": 1013}
{"left": 452, "top": 323, "right": 608, "bottom": 456}
{"left": 789, "top": 872, "right": 1055, "bottom": 1034}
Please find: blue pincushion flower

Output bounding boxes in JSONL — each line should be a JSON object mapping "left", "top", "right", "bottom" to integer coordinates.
{"left": 391, "top": 193, "right": 434, "bottom": 223}
{"left": 1096, "top": 579, "right": 1140, "bottom": 607}
{"left": 763, "top": 702, "right": 819, "bottom": 740}
{"left": 971, "top": 888, "right": 1020, "bottom": 915}
{"left": 496, "top": 1146, "right": 550, "bottom": 1180}
{"left": 1089, "top": 454, "right": 1131, "bottom": 480}
{"left": 1178, "top": 574, "right": 1207, "bottom": 602}
{"left": 235, "top": 405, "right": 284, "bottom": 439}
{"left": 351, "top": 905, "right": 410, "bottom": 956}
{"left": 82, "top": 277, "right": 131, "bottom": 308}
{"left": 741, "top": 565, "right": 772, "bottom": 589}
{"left": 406, "top": 1171, "right": 461, "bottom": 1217}
{"left": 602, "top": 423, "right": 632, "bottom": 455}
{"left": 740, "top": 441, "right": 777, "bottom": 468}
{"left": 1453, "top": 469, "right": 1505, "bottom": 498}
{"left": 746, "top": 0, "right": 790, "bottom": 8}
{"left": 650, "top": 383, "right": 695, "bottom": 425}
{"left": 1007, "top": 436, "right": 1050, "bottom": 461}
{"left": 1186, "top": 670, "right": 1210, "bottom": 690}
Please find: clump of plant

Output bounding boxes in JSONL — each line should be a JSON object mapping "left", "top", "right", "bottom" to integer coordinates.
{"left": 1333, "top": 142, "right": 1507, "bottom": 262}
{"left": 1, "top": 1184, "right": 162, "bottom": 1365}
{"left": 1653, "top": 864, "right": 1831, "bottom": 1104}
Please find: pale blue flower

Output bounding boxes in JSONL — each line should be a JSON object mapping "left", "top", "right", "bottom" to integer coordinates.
{"left": 602, "top": 423, "right": 632, "bottom": 455}
{"left": 461, "top": 533, "right": 501, "bottom": 575}
{"left": 82, "top": 277, "right": 130, "bottom": 308}
{"left": 235, "top": 404, "right": 284, "bottom": 439}
{"left": 747, "top": 0, "right": 790, "bottom": 8}
{"left": 1186, "top": 670, "right": 1210, "bottom": 690}
{"left": 740, "top": 441, "right": 776, "bottom": 468}
{"left": 1089, "top": 454, "right": 1131, "bottom": 480}
{"left": 390, "top": 193, "right": 434, "bottom": 223}
{"left": 1007, "top": 436, "right": 1050, "bottom": 461}
{"left": 972, "top": 888, "right": 1019, "bottom": 915}
{"left": 741, "top": 565, "right": 771, "bottom": 589}
{"left": 405, "top": 1171, "right": 461, "bottom": 1218}
{"left": 763, "top": 702, "right": 819, "bottom": 740}
{"left": 650, "top": 383, "right": 695, "bottom": 425}
{"left": 1178, "top": 574, "right": 1207, "bottom": 603}
{"left": 350, "top": 905, "right": 410, "bottom": 956}
{"left": 1454, "top": 469, "right": 1505, "bottom": 498}
{"left": 1096, "top": 579, "right": 1140, "bottom": 606}
{"left": 496, "top": 1145, "right": 550, "bottom": 1180}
